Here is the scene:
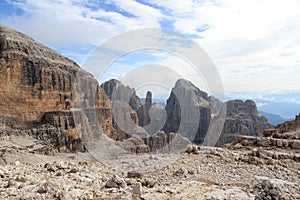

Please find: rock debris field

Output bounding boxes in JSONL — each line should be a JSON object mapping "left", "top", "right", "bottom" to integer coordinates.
{"left": 0, "top": 133, "right": 299, "bottom": 200}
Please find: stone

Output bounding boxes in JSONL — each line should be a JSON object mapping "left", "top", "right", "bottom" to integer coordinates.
{"left": 219, "top": 100, "right": 273, "bottom": 145}
{"left": 0, "top": 25, "right": 114, "bottom": 151}
{"left": 277, "top": 139, "right": 283, "bottom": 147}
{"left": 173, "top": 167, "right": 187, "bottom": 176}
{"left": 142, "top": 179, "right": 156, "bottom": 188}
{"left": 127, "top": 171, "right": 143, "bottom": 179}
{"left": 105, "top": 175, "right": 126, "bottom": 188}
{"left": 185, "top": 144, "right": 200, "bottom": 154}
{"left": 291, "top": 140, "right": 300, "bottom": 149}
{"left": 240, "top": 140, "right": 249, "bottom": 146}
{"left": 7, "top": 179, "right": 17, "bottom": 188}
{"left": 0, "top": 168, "right": 4, "bottom": 178}
{"left": 163, "top": 79, "right": 211, "bottom": 144}
{"left": 15, "top": 175, "right": 27, "bottom": 183}
{"left": 132, "top": 183, "right": 142, "bottom": 195}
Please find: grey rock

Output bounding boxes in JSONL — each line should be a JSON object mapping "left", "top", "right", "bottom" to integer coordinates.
{"left": 291, "top": 140, "right": 300, "bottom": 149}
{"left": 163, "top": 79, "right": 211, "bottom": 144}
{"left": 0, "top": 168, "right": 4, "bottom": 178}
{"left": 105, "top": 175, "right": 126, "bottom": 188}
{"left": 127, "top": 171, "right": 143, "bottom": 178}
{"left": 132, "top": 182, "right": 142, "bottom": 195}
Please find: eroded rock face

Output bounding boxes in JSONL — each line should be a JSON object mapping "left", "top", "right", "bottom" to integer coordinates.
{"left": 275, "top": 113, "right": 300, "bottom": 133}
{"left": 163, "top": 79, "right": 272, "bottom": 146}
{"left": 101, "top": 79, "right": 153, "bottom": 128}
{"left": 1, "top": 26, "right": 75, "bottom": 121}
{"left": 137, "top": 91, "right": 152, "bottom": 127}
{"left": 162, "top": 79, "right": 211, "bottom": 144}
{"left": 218, "top": 100, "right": 273, "bottom": 145}
{"left": 0, "top": 26, "right": 113, "bottom": 151}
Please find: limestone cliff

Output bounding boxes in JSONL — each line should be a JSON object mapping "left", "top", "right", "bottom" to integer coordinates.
{"left": 218, "top": 100, "right": 273, "bottom": 145}
{"left": 163, "top": 79, "right": 273, "bottom": 146}
{"left": 101, "top": 79, "right": 152, "bottom": 128}
{"left": 275, "top": 113, "right": 300, "bottom": 133}
{"left": 162, "top": 79, "right": 211, "bottom": 144}
{"left": 0, "top": 25, "right": 113, "bottom": 151}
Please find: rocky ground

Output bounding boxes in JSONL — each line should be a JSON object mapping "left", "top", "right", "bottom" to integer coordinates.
{"left": 0, "top": 131, "right": 299, "bottom": 200}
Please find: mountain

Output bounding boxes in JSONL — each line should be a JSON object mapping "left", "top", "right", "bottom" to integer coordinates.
{"left": 0, "top": 25, "right": 274, "bottom": 153}
{"left": 162, "top": 79, "right": 273, "bottom": 146}
{"left": 0, "top": 25, "right": 113, "bottom": 151}
{"left": 259, "top": 111, "right": 286, "bottom": 125}
{"left": 258, "top": 102, "right": 300, "bottom": 119}
{"left": 227, "top": 91, "right": 300, "bottom": 119}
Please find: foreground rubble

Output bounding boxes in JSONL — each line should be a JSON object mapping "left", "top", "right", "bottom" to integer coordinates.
{"left": 0, "top": 132, "right": 299, "bottom": 200}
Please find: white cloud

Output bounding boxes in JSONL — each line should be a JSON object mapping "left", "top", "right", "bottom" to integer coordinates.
{"left": 1, "top": 0, "right": 162, "bottom": 46}
{"left": 1, "top": 0, "right": 300, "bottom": 94}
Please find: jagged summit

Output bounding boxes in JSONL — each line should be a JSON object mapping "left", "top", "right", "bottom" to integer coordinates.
{"left": 100, "top": 79, "right": 124, "bottom": 99}
{"left": 174, "top": 79, "right": 209, "bottom": 101}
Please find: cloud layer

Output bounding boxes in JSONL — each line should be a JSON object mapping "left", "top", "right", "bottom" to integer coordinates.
{"left": 1, "top": 0, "right": 300, "bottom": 94}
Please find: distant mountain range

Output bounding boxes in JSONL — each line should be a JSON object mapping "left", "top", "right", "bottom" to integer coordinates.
{"left": 258, "top": 111, "right": 287, "bottom": 125}
{"left": 256, "top": 101, "right": 300, "bottom": 120}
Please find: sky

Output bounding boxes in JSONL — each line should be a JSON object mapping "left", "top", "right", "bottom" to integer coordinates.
{"left": 1, "top": 0, "right": 300, "bottom": 108}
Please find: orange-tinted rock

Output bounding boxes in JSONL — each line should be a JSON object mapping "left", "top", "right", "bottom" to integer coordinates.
{"left": 0, "top": 26, "right": 114, "bottom": 151}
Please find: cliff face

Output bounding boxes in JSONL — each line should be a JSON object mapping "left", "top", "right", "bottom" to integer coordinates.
{"left": 0, "top": 26, "right": 275, "bottom": 152}
{"left": 1, "top": 26, "right": 73, "bottom": 121}
{"left": 218, "top": 100, "right": 273, "bottom": 145}
{"left": 275, "top": 113, "right": 300, "bottom": 133}
{"left": 0, "top": 26, "right": 113, "bottom": 150}
{"left": 162, "top": 79, "right": 211, "bottom": 144}
{"left": 163, "top": 79, "right": 273, "bottom": 146}
{"left": 101, "top": 79, "right": 155, "bottom": 127}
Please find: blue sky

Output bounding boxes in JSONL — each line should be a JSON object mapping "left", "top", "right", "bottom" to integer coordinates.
{"left": 1, "top": 0, "right": 300, "bottom": 106}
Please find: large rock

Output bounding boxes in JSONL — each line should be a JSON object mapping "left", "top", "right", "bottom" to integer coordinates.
{"left": 0, "top": 25, "right": 114, "bottom": 150}
{"left": 137, "top": 91, "right": 152, "bottom": 127}
{"left": 218, "top": 100, "right": 273, "bottom": 145}
{"left": 275, "top": 113, "right": 300, "bottom": 133}
{"left": 162, "top": 79, "right": 211, "bottom": 144}
{"left": 101, "top": 79, "right": 153, "bottom": 128}
{"left": 101, "top": 79, "right": 140, "bottom": 140}
{"left": 162, "top": 79, "right": 272, "bottom": 146}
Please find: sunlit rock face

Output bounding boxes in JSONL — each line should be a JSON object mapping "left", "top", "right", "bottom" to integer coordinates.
{"left": 0, "top": 26, "right": 114, "bottom": 151}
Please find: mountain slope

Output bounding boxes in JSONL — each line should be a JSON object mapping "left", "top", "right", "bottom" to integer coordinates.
{"left": 259, "top": 111, "right": 286, "bottom": 125}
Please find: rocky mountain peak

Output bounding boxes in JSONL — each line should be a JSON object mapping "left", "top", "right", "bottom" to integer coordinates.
{"left": 145, "top": 91, "right": 152, "bottom": 110}
{"left": 101, "top": 79, "right": 123, "bottom": 99}
{"left": 226, "top": 99, "right": 258, "bottom": 115}
{"left": 163, "top": 79, "right": 211, "bottom": 143}
{"left": 174, "top": 79, "right": 208, "bottom": 102}
{"left": 0, "top": 25, "right": 79, "bottom": 71}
